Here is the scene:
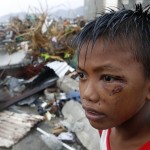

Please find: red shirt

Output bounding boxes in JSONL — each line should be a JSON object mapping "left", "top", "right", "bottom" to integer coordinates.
{"left": 99, "top": 129, "right": 150, "bottom": 150}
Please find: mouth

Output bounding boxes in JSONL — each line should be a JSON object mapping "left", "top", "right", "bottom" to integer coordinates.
{"left": 83, "top": 107, "right": 106, "bottom": 121}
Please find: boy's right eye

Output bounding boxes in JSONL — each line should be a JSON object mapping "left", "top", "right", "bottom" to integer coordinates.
{"left": 77, "top": 72, "right": 87, "bottom": 80}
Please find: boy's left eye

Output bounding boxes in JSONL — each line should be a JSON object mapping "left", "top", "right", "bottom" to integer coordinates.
{"left": 101, "top": 75, "right": 117, "bottom": 82}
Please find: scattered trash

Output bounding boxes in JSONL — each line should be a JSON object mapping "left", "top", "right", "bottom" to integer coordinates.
{"left": 66, "top": 90, "right": 80, "bottom": 102}
{"left": 57, "top": 132, "right": 75, "bottom": 144}
{"left": 3, "top": 76, "right": 25, "bottom": 96}
{"left": 45, "top": 111, "right": 53, "bottom": 120}
{"left": 44, "top": 89, "right": 55, "bottom": 101}
{"left": 0, "top": 77, "right": 57, "bottom": 111}
{"left": 52, "top": 126, "right": 68, "bottom": 136}
{"left": 59, "top": 120, "right": 85, "bottom": 133}
{"left": 37, "top": 127, "right": 76, "bottom": 150}
{"left": 17, "top": 94, "right": 39, "bottom": 106}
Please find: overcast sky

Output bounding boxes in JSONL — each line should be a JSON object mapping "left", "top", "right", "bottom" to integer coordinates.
{"left": 0, "top": 0, "right": 84, "bottom": 17}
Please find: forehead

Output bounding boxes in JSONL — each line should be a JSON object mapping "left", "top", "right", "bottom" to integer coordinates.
{"left": 78, "top": 39, "right": 135, "bottom": 67}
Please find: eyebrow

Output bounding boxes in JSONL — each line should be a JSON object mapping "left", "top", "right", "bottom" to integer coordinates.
{"left": 77, "top": 64, "right": 122, "bottom": 73}
{"left": 95, "top": 64, "right": 122, "bottom": 72}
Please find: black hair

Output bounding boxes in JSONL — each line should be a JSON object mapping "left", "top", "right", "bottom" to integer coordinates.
{"left": 73, "top": 4, "right": 150, "bottom": 78}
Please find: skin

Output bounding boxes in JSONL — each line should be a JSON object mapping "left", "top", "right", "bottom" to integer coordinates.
{"left": 77, "top": 38, "right": 150, "bottom": 150}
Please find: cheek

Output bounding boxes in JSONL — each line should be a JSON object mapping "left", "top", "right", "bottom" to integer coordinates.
{"left": 101, "top": 82, "right": 125, "bottom": 100}
{"left": 101, "top": 82, "right": 137, "bottom": 115}
{"left": 106, "top": 87, "right": 145, "bottom": 122}
{"left": 79, "top": 82, "right": 83, "bottom": 95}
{"left": 99, "top": 83, "right": 128, "bottom": 116}
{"left": 109, "top": 85, "right": 124, "bottom": 96}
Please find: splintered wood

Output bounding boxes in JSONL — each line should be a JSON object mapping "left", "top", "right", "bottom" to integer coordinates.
{"left": 0, "top": 111, "right": 45, "bottom": 148}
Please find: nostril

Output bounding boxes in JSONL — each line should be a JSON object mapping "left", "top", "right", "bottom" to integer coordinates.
{"left": 82, "top": 93, "right": 99, "bottom": 102}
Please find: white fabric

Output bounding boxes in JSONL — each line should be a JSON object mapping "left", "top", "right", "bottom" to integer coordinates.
{"left": 100, "top": 129, "right": 108, "bottom": 150}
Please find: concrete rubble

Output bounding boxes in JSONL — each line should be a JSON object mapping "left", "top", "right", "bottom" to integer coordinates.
{"left": 57, "top": 76, "right": 79, "bottom": 93}
{"left": 62, "top": 100, "right": 100, "bottom": 150}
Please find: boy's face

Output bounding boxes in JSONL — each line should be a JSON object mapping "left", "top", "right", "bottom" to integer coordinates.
{"left": 77, "top": 39, "right": 150, "bottom": 130}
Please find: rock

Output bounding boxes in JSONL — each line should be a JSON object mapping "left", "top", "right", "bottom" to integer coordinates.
{"left": 62, "top": 100, "right": 100, "bottom": 150}
{"left": 57, "top": 76, "right": 79, "bottom": 93}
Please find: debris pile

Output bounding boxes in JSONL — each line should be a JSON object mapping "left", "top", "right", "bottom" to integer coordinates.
{"left": 0, "top": 11, "right": 99, "bottom": 150}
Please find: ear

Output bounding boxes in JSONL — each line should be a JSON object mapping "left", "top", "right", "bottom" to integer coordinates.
{"left": 146, "top": 81, "right": 150, "bottom": 101}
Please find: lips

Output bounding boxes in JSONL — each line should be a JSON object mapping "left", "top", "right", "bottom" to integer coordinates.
{"left": 83, "top": 107, "right": 106, "bottom": 121}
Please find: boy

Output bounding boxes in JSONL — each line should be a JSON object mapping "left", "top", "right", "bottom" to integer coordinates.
{"left": 74, "top": 3, "right": 150, "bottom": 150}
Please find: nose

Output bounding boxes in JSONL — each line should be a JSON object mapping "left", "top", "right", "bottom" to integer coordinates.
{"left": 81, "top": 80, "right": 99, "bottom": 102}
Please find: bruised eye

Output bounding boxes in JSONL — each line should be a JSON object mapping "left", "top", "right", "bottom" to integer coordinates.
{"left": 102, "top": 75, "right": 114, "bottom": 82}
{"left": 101, "top": 75, "right": 116, "bottom": 82}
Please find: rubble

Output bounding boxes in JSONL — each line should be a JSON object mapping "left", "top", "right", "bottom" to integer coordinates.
{"left": 0, "top": 111, "right": 44, "bottom": 148}
{"left": 0, "top": 77, "right": 58, "bottom": 111}
{"left": 61, "top": 100, "right": 100, "bottom": 150}
{"left": 0, "top": 50, "right": 30, "bottom": 69}
{"left": 0, "top": 9, "right": 99, "bottom": 150}
{"left": 37, "top": 127, "right": 76, "bottom": 150}
{"left": 57, "top": 76, "right": 79, "bottom": 93}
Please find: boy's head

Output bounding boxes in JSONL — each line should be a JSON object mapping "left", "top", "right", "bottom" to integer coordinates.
{"left": 74, "top": 4, "right": 150, "bottom": 130}
{"left": 75, "top": 4, "right": 150, "bottom": 78}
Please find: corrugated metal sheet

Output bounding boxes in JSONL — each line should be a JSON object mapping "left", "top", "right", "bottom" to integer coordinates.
{"left": 0, "top": 111, "right": 45, "bottom": 148}
{"left": 46, "top": 61, "right": 75, "bottom": 78}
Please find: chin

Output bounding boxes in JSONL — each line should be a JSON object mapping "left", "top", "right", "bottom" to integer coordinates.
{"left": 89, "top": 120, "right": 112, "bottom": 130}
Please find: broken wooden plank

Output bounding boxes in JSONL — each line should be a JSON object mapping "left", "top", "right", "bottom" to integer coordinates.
{"left": 0, "top": 77, "right": 58, "bottom": 111}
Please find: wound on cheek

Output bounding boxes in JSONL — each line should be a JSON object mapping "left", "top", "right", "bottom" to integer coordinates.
{"left": 109, "top": 85, "right": 124, "bottom": 96}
